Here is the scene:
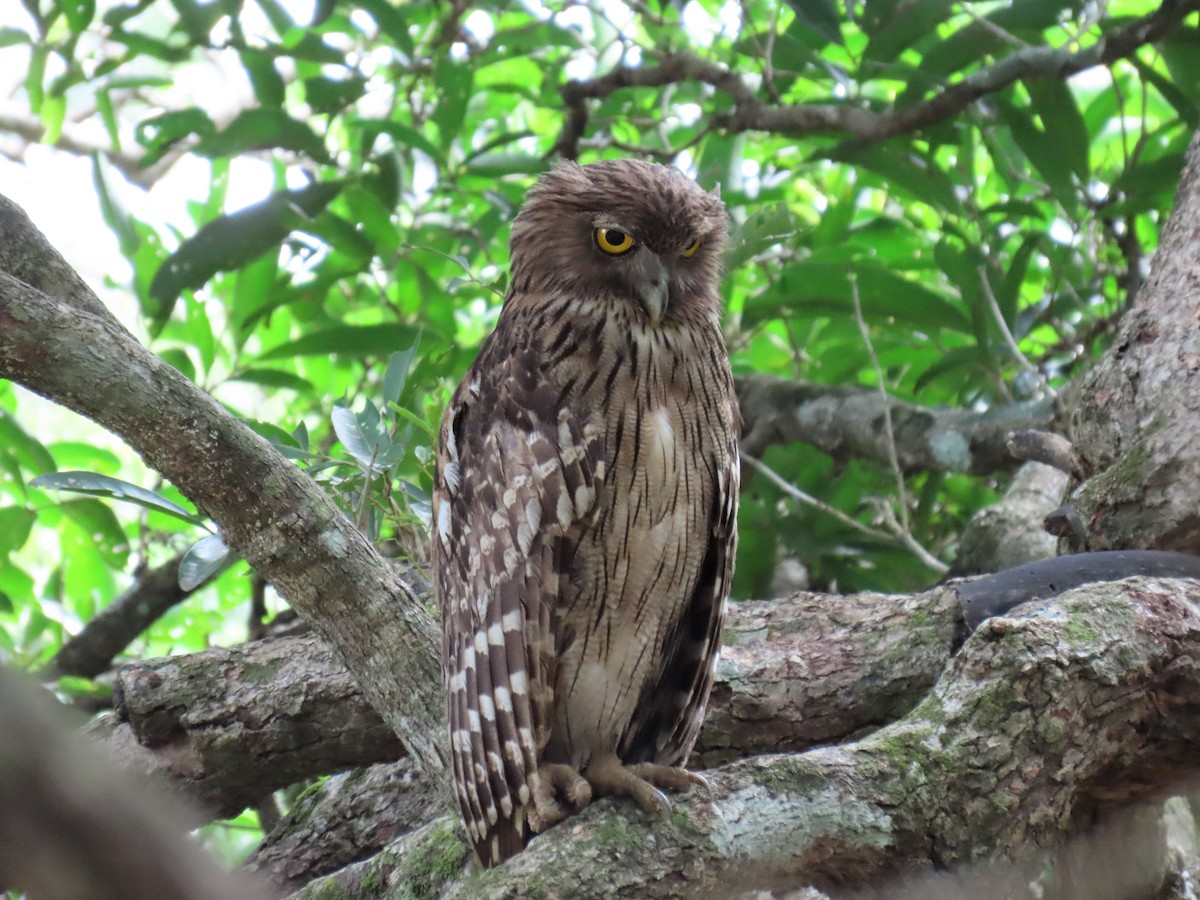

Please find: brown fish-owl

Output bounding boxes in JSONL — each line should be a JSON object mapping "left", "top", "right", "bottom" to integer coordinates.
{"left": 432, "top": 158, "right": 740, "bottom": 866}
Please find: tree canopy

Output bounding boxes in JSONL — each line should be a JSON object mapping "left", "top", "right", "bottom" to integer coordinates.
{"left": 2, "top": 0, "right": 1200, "bottom": 895}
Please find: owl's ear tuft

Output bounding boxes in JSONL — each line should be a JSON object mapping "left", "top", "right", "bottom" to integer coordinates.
{"left": 709, "top": 183, "right": 722, "bottom": 200}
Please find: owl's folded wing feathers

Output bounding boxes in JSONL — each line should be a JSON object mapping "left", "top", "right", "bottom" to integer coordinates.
{"left": 433, "top": 338, "right": 605, "bottom": 865}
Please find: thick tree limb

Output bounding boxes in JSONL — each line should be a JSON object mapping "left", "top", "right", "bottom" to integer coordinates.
{"left": 86, "top": 634, "right": 406, "bottom": 819}
{"left": 90, "top": 589, "right": 961, "bottom": 821}
{"left": 553, "top": 0, "right": 1200, "bottom": 158}
{"left": 1071, "top": 129, "right": 1200, "bottom": 552}
{"left": 323, "top": 576, "right": 1200, "bottom": 899}
{"left": 737, "top": 374, "right": 1058, "bottom": 474}
{"left": 0, "top": 194, "right": 448, "bottom": 777}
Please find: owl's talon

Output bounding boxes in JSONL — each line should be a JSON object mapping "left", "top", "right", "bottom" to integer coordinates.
{"left": 585, "top": 751, "right": 702, "bottom": 817}
{"left": 529, "top": 762, "right": 593, "bottom": 833}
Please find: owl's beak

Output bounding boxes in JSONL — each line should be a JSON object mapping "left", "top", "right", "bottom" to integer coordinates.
{"left": 638, "top": 254, "right": 670, "bottom": 325}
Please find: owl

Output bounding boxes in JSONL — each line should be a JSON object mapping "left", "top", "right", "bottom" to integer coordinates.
{"left": 432, "top": 158, "right": 740, "bottom": 867}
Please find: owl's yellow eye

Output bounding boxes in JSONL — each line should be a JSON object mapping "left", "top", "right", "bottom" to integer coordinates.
{"left": 595, "top": 227, "right": 635, "bottom": 255}
{"left": 682, "top": 237, "right": 703, "bottom": 258}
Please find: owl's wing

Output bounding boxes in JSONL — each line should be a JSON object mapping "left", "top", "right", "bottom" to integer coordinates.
{"left": 433, "top": 337, "right": 604, "bottom": 867}
{"left": 620, "top": 421, "right": 740, "bottom": 767}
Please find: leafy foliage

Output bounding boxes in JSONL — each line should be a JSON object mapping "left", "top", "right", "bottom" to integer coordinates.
{"left": 1, "top": 0, "right": 1196, "bottom": 674}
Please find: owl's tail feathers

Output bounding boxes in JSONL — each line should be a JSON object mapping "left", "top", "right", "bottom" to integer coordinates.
{"left": 474, "top": 763, "right": 593, "bottom": 867}
{"left": 476, "top": 806, "right": 531, "bottom": 868}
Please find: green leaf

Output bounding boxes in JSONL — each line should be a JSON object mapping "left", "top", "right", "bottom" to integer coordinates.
{"left": 157, "top": 347, "right": 196, "bottom": 381}
{"left": 25, "top": 43, "right": 46, "bottom": 114}
{"left": 304, "top": 75, "right": 367, "bottom": 113}
{"left": 1026, "top": 78, "right": 1089, "bottom": 182}
{"left": 59, "top": 498, "right": 129, "bottom": 568}
{"left": 355, "top": 0, "right": 412, "bottom": 55}
{"left": 54, "top": 676, "right": 112, "bottom": 699}
{"left": 0, "top": 413, "right": 55, "bottom": 475}
{"left": 333, "top": 401, "right": 393, "bottom": 470}
{"left": 148, "top": 180, "right": 343, "bottom": 327}
{"left": 997, "top": 97, "right": 1078, "bottom": 213}
{"left": 240, "top": 50, "right": 286, "bottom": 106}
{"left": 783, "top": 0, "right": 842, "bottom": 45}
{"left": 1112, "top": 152, "right": 1186, "bottom": 199}
{"left": 463, "top": 152, "right": 544, "bottom": 177}
{"left": 724, "top": 202, "right": 796, "bottom": 273}
{"left": 47, "top": 443, "right": 122, "bottom": 473}
{"left": 40, "top": 94, "right": 66, "bottom": 144}
{"left": 356, "top": 118, "right": 446, "bottom": 165}
{"left": 382, "top": 340, "right": 420, "bottom": 406}
{"left": 432, "top": 57, "right": 473, "bottom": 147}
{"left": 135, "top": 108, "right": 217, "bottom": 167}
{"left": 227, "top": 368, "right": 315, "bottom": 393}
{"left": 1162, "top": 29, "right": 1200, "bottom": 111}
{"left": 29, "top": 472, "right": 207, "bottom": 526}
{"left": 240, "top": 417, "right": 303, "bottom": 448}
{"left": 258, "top": 323, "right": 422, "bottom": 361}
{"left": 825, "top": 144, "right": 964, "bottom": 214}
{"left": 0, "top": 27, "right": 30, "bottom": 48}
{"left": 61, "top": 0, "right": 96, "bottom": 31}
{"left": 863, "top": 0, "right": 949, "bottom": 63}
{"left": 0, "top": 507, "right": 36, "bottom": 556}
{"left": 91, "top": 153, "right": 139, "bottom": 255}
{"left": 193, "top": 108, "right": 329, "bottom": 162}
{"left": 745, "top": 258, "right": 971, "bottom": 334}
{"left": 1131, "top": 58, "right": 1199, "bottom": 130}
{"left": 178, "top": 533, "right": 235, "bottom": 591}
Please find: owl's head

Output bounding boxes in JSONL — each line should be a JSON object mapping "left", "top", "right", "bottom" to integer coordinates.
{"left": 507, "top": 159, "right": 727, "bottom": 324}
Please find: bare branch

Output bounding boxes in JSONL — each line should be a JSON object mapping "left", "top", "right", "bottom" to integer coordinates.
{"left": 736, "top": 373, "right": 1059, "bottom": 475}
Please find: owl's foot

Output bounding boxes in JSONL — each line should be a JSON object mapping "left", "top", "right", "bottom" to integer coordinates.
{"left": 584, "top": 750, "right": 706, "bottom": 816}
{"left": 529, "top": 762, "right": 593, "bottom": 833}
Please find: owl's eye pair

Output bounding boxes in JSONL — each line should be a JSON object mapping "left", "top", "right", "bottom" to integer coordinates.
{"left": 593, "top": 227, "right": 704, "bottom": 258}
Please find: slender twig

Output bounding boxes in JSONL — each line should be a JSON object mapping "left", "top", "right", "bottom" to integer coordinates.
{"left": 849, "top": 276, "right": 910, "bottom": 531}
{"left": 742, "top": 454, "right": 947, "bottom": 573}
{"left": 977, "top": 265, "right": 1040, "bottom": 376}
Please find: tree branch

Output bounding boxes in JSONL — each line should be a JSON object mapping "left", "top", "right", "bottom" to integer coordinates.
{"left": 736, "top": 373, "right": 1059, "bottom": 474}
{"left": 0, "top": 193, "right": 449, "bottom": 777}
{"left": 552, "top": 0, "right": 1200, "bottom": 158}
{"left": 90, "top": 588, "right": 963, "bottom": 825}
{"left": 88, "top": 634, "right": 407, "bottom": 819}
{"left": 322, "top": 575, "right": 1200, "bottom": 898}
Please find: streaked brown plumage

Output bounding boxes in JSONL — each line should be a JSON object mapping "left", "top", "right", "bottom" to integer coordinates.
{"left": 432, "top": 158, "right": 740, "bottom": 867}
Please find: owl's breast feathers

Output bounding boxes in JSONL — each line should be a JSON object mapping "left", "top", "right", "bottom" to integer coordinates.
{"left": 434, "top": 299, "right": 739, "bottom": 865}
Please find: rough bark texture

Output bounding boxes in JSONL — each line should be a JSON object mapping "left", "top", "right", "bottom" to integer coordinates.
{"left": 91, "top": 588, "right": 962, "bottom": 824}
{"left": 0, "top": 194, "right": 448, "bottom": 778}
{"left": 303, "top": 576, "right": 1200, "bottom": 899}
{"left": 246, "top": 759, "right": 443, "bottom": 893}
{"left": 1071, "top": 129, "right": 1200, "bottom": 553}
{"left": 90, "top": 634, "right": 406, "bottom": 818}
